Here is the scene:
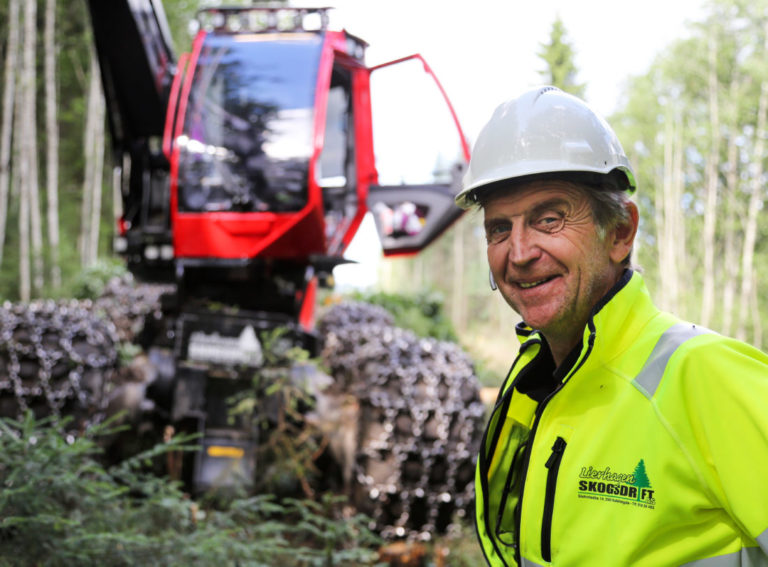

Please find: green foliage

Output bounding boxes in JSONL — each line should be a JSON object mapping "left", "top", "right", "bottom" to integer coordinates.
{"left": 163, "top": 0, "right": 201, "bottom": 50}
{"left": 68, "top": 259, "right": 127, "bottom": 299}
{"left": 0, "top": 413, "right": 382, "bottom": 566}
{"left": 278, "top": 495, "right": 383, "bottom": 567}
{"left": 349, "top": 290, "right": 458, "bottom": 342}
{"left": 537, "top": 16, "right": 585, "bottom": 98}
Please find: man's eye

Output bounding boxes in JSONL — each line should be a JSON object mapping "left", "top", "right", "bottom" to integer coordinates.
{"left": 533, "top": 213, "right": 564, "bottom": 232}
{"left": 486, "top": 223, "right": 510, "bottom": 243}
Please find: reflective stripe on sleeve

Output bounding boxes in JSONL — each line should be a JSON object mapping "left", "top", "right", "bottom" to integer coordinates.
{"left": 632, "top": 323, "right": 712, "bottom": 398}
{"left": 679, "top": 547, "right": 768, "bottom": 567}
{"left": 758, "top": 528, "right": 768, "bottom": 555}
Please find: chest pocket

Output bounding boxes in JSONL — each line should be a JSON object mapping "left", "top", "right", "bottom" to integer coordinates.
{"left": 487, "top": 392, "right": 538, "bottom": 553}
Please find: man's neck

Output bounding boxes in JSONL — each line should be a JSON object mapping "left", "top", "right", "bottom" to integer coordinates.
{"left": 549, "top": 335, "right": 582, "bottom": 369}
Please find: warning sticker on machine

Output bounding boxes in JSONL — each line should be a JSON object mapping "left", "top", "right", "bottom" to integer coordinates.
{"left": 188, "top": 325, "right": 264, "bottom": 366}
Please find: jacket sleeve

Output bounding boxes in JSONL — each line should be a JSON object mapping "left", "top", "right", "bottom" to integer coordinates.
{"left": 663, "top": 333, "right": 768, "bottom": 554}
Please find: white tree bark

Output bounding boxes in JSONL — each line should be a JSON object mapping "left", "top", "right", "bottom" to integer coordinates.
{"left": 700, "top": 35, "right": 720, "bottom": 328}
{"left": 451, "top": 218, "right": 466, "bottom": 333}
{"left": 81, "top": 50, "right": 105, "bottom": 267}
{"left": 88, "top": 89, "right": 106, "bottom": 265}
{"left": 721, "top": 121, "right": 741, "bottom": 337}
{"left": 750, "top": 268, "right": 762, "bottom": 348}
{"left": 45, "top": 0, "right": 61, "bottom": 289}
{"left": 18, "top": 0, "right": 41, "bottom": 301}
{"left": 655, "top": 119, "right": 673, "bottom": 312}
{"left": 113, "top": 162, "right": 124, "bottom": 232}
{"left": 671, "top": 113, "right": 687, "bottom": 317}
{"left": 736, "top": 78, "right": 768, "bottom": 342}
{"left": 0, "top": 0, "right": 20, "bottom": 270}
{"left": 25, "top": 0, "right": 44, "bottom": 297}
{"left": 657, "top": 107, "right": 685, "bottom": 315}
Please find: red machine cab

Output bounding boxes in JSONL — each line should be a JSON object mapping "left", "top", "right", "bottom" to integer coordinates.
{"left": 166, "top": 7, "right": 470, "bottom": 265}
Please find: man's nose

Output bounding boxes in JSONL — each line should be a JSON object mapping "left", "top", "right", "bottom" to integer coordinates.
{"left": 506, "top": 225, "right": 541, "bottom": 266}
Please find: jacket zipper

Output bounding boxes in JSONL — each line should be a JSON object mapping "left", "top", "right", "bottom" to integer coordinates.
{"left": 488, "top": 342, "right": 543, "bottom": 566}
{"left": 541, "top": 436, "right": 567, "bottom": 562}
{"left": 512, "top": 395, "right": 554, "bottom": 565}
{"left": 513, "top": 326, "right": 596, "bottom": 566}
{"left": 512, "top": 392, "right": 553, "bottom": 565}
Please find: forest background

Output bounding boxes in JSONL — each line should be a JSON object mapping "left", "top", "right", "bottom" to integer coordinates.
{"left": 0, "top": 0, "right": 767, "bottom": 383}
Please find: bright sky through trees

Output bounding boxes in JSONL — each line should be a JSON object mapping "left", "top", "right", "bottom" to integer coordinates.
{"left": 312, "top": 0, "right": 705, "bottom": 137}
{"left": 298, "top": 0, "right": 706, "bottom": 288}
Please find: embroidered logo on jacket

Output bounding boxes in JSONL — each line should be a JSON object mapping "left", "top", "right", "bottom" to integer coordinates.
{"left": 577, "top": 459, "right": 656, "bottom": 509}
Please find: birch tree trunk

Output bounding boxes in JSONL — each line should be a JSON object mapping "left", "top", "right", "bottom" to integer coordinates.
{"left": 721, "top": 80, "right": 743, "bottom": 336}
{"left": 81, "top": 50, "right": 105, "bottom": 267}
{"left": 19, "top": 172, "right": 30, "bottom": 301}
{"left": 113, "top": 163, "right": 123, "bottom": 232}
{"left": 655, "top": 119, "right": 673, "bottom": 312}
{"left": 0, "top": 0, "right": 20, "bottom": 270}
{"left": 736, "top": 78, "right": 768, "bottom": 342}
{"left": 700, "top": 36, "right": 720, "bottom": 328}
{"left": 19, "top": 0, "right": 41, "bottom": 301}
{"left": 18, "top": 80, "right": 30, "bottom": 300}
{"left": 88, "top": 94, "right": 105, "bottom": 265}
{"left": 721, "top": 121, "right": 741, "bottom": 337}
{"left": 80, "top": 115, "right": 94, "bottom": 268}
{"left": 24, "top": 0, "right": 45, "bottom": 296}
{"left": 45, "top": 0, "right": 61, "bottom": 289}
{"left": 750, "top": 268, "right": 762, "bottom": 348}
{"left": 657, "top": 107, "right": 685, "bottom": 315}
{"left": 451, "top": 219, "right": 466, "bottom": 333}
{"left": 671, "top": 112, "right": 687, "bottom": 317}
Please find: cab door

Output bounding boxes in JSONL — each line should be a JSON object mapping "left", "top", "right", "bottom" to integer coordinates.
{"left": 364, "top": 55, "right": 470, "bottom": 255}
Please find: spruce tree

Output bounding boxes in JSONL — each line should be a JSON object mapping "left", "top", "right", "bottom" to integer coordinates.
{"left": 537, "top": 16, "right": 586, "bottom": 98}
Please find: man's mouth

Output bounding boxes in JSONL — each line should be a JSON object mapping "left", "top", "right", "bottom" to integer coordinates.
{"left": 517, "top": 276, "right": 556, "bottom": 289}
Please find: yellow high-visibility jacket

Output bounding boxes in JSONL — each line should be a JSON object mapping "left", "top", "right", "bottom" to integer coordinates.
{"left": 475, "top": 270, "right": 768, "bottom": 566}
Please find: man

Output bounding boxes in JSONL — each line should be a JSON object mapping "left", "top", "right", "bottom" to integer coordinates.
{"left": 455, "top": 86, "right": 768, "bottom": 566}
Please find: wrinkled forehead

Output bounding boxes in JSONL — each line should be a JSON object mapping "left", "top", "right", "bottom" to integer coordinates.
{"left": 481, "top": 179, "right": 592, "bottom": 217}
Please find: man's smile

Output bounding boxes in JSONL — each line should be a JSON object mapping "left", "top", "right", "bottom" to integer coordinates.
{"left": 515, "top": 276, "right": 558, "bottom": 289}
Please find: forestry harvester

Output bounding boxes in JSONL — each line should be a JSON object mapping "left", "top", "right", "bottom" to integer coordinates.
{"left": 14, "top": 0, "right": 484, "bottom": 537}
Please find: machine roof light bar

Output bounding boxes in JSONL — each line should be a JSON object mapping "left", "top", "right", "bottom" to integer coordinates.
{"left": 196, "top": 6, "right": 332, "bottom": 34}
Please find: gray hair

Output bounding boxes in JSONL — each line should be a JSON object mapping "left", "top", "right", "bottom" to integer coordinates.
{"left": 586, "top": 186, "right": 632, "bottom": 240}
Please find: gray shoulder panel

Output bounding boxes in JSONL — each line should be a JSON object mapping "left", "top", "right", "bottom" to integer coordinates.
{"left": 632, "top": 323, "right": 712, "bottom": 399}
{"left": 679, "top": 547, "right": 768, "bottom": 566}
{"left": 758, "top": 527, "right": 768, "bottom": 555}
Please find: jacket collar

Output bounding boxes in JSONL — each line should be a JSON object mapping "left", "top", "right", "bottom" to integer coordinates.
{"left": 585, "top": 270, "right": 660, "bottom": 366}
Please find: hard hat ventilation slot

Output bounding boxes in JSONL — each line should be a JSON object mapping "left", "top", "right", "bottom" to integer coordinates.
{"left": 535, "top": 86, "right": 560, "bottom": 100}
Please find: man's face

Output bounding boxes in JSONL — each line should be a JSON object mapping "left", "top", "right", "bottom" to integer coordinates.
{"left": 483, "top": 180, "right": 624, "bottom": 346}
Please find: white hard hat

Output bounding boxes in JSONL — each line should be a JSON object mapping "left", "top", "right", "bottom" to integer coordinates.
{"left": 455, "top": 86, "right": 636, "bottom": 209}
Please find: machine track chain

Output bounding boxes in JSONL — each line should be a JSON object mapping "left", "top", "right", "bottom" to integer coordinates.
{"left": 0, "top": 299, "right": 120, "bottom": 430}
{"left": 318, "top": 301, "right": 486, "bottom": 540}
{"left": 91, "top": 274, "right": 173, "bottom": 344}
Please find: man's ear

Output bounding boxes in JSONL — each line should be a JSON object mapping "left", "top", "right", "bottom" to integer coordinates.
{"left": 608, "top": 201, "right": 639, "bottom": 264}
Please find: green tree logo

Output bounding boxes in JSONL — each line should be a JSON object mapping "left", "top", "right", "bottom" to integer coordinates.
{"left": 632, "top": 459, "right": 652, "bottom": 501}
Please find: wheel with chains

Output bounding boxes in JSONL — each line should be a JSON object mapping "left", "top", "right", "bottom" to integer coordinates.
{"left": 0, "top": 299, "right": 119, "bottom": 431}
{"left": 91, "top": 274, "right": 172, "bottom": 344}
{"left": 318, "top": 302, "right": 486, "bottom": 540}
